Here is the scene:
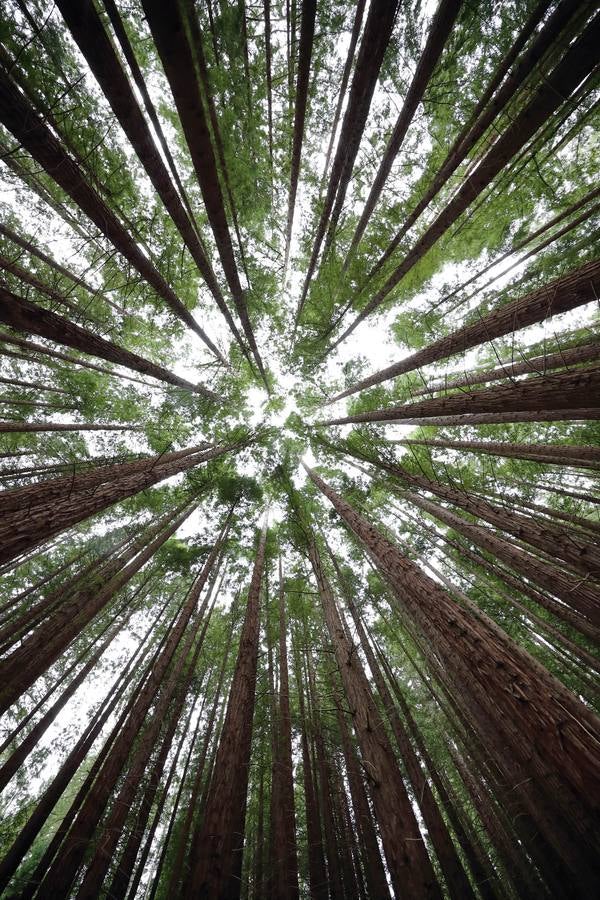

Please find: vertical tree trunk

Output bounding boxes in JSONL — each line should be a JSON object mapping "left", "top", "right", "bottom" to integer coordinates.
{"left": 184, "top": 515, "right": 268, "bottom": 898}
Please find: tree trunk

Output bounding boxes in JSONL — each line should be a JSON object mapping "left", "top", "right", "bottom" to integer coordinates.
{"left": 400, "top": 436, "right": 600, "bottom": 470}
{"left": 345, "top": 0, "right": 463, "bottom": 261}
{"left": 296, "top": 0, "right": 399, "bottom": 320}
{"left": 0, "top": 503, "right": 195, "bottom": 713}
{"left": 332, "top": 8, "right": 600, "bottom": 347}
{"left": 325, "top": 365, "right": 600, "bottom": 425}
{"left": 304, "top": 463, "right": 600, "bottom": 892}
{"left": 0, "top": 65, "right": 224, "bottom": 361}
{"left": 184, "top": 515, "right": 268, "bottom": 898}
{"left": 306, "top": 531, "right": 441, "bottom": 899}
{"left": 284, "top": 0, "right": 316, "bottom": 270}
{"left": 0, "top": 442, "right": 236, "bottom": 565}
{"left": 271, "top": 555, "right": 299, "bottom": 900}
{"left": 403, "top": 489, "right": 600, "bottom": 632}
{"left": 413, "top": 336, "right": 600, "bottom": 396}
{"left": 35, "top": 539, "right": 223, "bottom": 898}
{"left": 142, "top": 0, "right": 266, "bottom": 380}
{"left": 0, "top": 284, "right": 214, "bottom": 396}
{"left": 330, "top": 253, "right": 600, "bottom": 401}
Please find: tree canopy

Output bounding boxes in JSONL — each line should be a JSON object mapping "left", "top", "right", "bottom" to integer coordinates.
{"left": 0, "top": 1, "right": 598, "bottom": 898}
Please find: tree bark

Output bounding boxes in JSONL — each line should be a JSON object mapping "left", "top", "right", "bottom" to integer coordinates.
{"left": 306, "top": 531, "right": 441, "bottom": 899}
{"left": 184, "top": 515, "right": 268, "bottom": 898}
{"left": 331, "top": 7, "right": 600, "bottom": 347}
{"left": 305, "top": 463, "right": 600, "bottom": 892}
{"left": 400, "top": 436, "right": 600, "bottom": 470}
{"left": 0, "top": 65, "right": 224, "bottom": 361}
{"left": 0, "top": 283, "right": 214, "bottom": 396}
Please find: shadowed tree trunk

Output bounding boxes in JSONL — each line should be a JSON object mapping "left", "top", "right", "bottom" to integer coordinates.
{"left": 399, "top": 436, "right": 600, "bottom": 469}
{"left": 329, "top": 255, "right": 600, "bottom": 400}
{"left": 0, "top": 284, "right": 214, "bottom": 395}
{"left": 184, "top": 515, "right": 268, "bottom": 898}
{"left": 284, "top": 0, "right": 316, "bottom": 270}
{"left": 344, "top": 0, "right": 463, "bottom": 263}
{"left": 304, "top": 463, "right": 600, "bottom": 893}
{"left": 305, "top": 529, "right": 441, "bottom": 899}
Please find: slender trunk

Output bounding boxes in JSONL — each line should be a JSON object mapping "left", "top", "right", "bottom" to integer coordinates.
{"left": 332, "top": 7, "right": 599, "bottom": 346}
{"left": 263, "top": 0, "right": 273, "bottom": 167}
{"left": 0, "top": 420, "right": 137, "bottom": 433}
{"left": 57, "top": 0, "right": 248, "bottom": 358}
{"left": 0, "top": 66, "right": 224, "bottom": 360}
{"left": 271, "top": 555, "right": 299, "bottom": 899}
{"left": 333, "top": 695, "right": 391, "bottom": 900}
{"left": 293, "top": 641, "right": 328, "bottom": 900}
{"left": 400, "top": 436, "right": 600, "bottom": 469}
{"left": 305, "top": 464, "right": 600, "bottom": 892}
{"left": 0, "top": 284, "right": 214, "bottom": 396}
{"left": 0, "top": 442, "right": 236, "bottom": 565}
{"left": 142, "top": 0, "right": 266, "bottom": 380}
{"left": 332, "top": 556, "right": 475, "bottom": 900}
{"left": 36, "top": 541, "right": 223, "bottom": 898}
{"left": 329, "top": 255, "right": 600, "bottom": 400}
{"left": 345, "top": 0, "right": 463, "bottom": 262}
{"left": 413, "top": 336, "right": 600, "bottom": 396}
{"left": 184, "top": 516, "right": 268, "bottom": 898}
{"left": 0, "top": 594, "right": 171, "bottom": 895}
{"left": 284, "top": 0, "right": 317, "bottom": 270}
{"left": 324, "top": 365, "right": 600, "bottom": 426}
{"left": 0, "top": 503, "right": 195, "bottom": 713}
{"left": 404, "top": 489, "right": 600, "bottom": 631}
{"left": 363, "top": 451, "right": 600, "bottom": 578}
{"left": 296, "top": 0, "right": 398, "bottom": 320}
{"left": 306, "top": 532, "right": 441, "bottom": 899}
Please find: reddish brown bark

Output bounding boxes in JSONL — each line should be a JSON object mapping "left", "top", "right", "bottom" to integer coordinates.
{"left": 345, "top": 0, "right": 463, "bottom": 261}
{"left": 400, "top": 436, "right": 600, "bottom": 470}
{"left": 0, "top": 284, "right": 214, "bottom": 395}
{"left": 306, "top": 532, "right": 441, "bottom": 899}
{"left": 285, "top": 0, "right": 316, "bottom": 270}
{"left": 305, "top": 464, "right": 600, "bottom": 891}
{"left": 184, "top": 516, "right": 268, "bottom": 898}
{"left": 330, "top": 12, "right": 600, "bottom": 348}
{"left": 36, "top": 541, "right": 223, "bottom": 897}
{"left": 296, "top": 0, "right": 399, "bottom": 321}
{"left": 324, "top": 366, "right": 600, "bottom": 426}
{"left": 142, "top": 0, "right": 266, "bottom": 380}
{"left": 329, "top": 256, "right": 600, "bottom": 400}
{"left": 56, "top": 0, "right": 248, "bottom": 357}
{"left": 0, "top": 442, "right": 236, "bottom": 565}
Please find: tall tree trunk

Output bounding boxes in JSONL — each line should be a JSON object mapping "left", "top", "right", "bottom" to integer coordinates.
{"left": 184, "top": 515, "right": 268, "bottom": 898}
{"left": 296, "top": 0, "right": 399, "bottom": 321}
{"left": 305, "top": 530, "right": 441, "bottom": 899}
{"left": 0, "top": 66, "right": 225, "bottom": 361}
{"left": 344, "top": 0, "right": 463, "bottom": 262}
{"left": 142, "top": 0, "right": 266, "bottom": 381}
{"left": 35, "top": 539, "right": 223, "bottom": 898}
{"left": 400, "top": 436, "right": 600, "bottom": 469}
{"left": 271, "top": 555, "right": 300, "bottom": 899}
{"left": 0, "top": 503, "right": 195, "bottom": 713}
{"left": 331, "top": 9, "right": 600, "bottom": 347}
{"left": 0, "top": 442, "right": 237, "bottom": 565}
{"left": 304, "top": 463, "right": 600, "bottom": 892}
{"left": 284, "top": 0, "right": 316, "bottom": 271}
{"left": 0, "top": 284, "right": 214, "bottom": 396}
{"left": 56, "top": 0, "right": 248, "bottom": 358}
{"left": 293, "top": 640, "right": 328, "bottom": 900}
{"left": 329, "top": 255, "right": 600, "bottom": 399}
{"left": 413, "top": 336, "right": 600, "bottom": 396}
{"left": 324, "top": 365, "right": 600, "bottom": 426}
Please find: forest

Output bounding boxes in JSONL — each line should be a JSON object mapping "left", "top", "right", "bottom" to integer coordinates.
{"left": 0, "top": 0, "right": 598, "bottom": 897}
